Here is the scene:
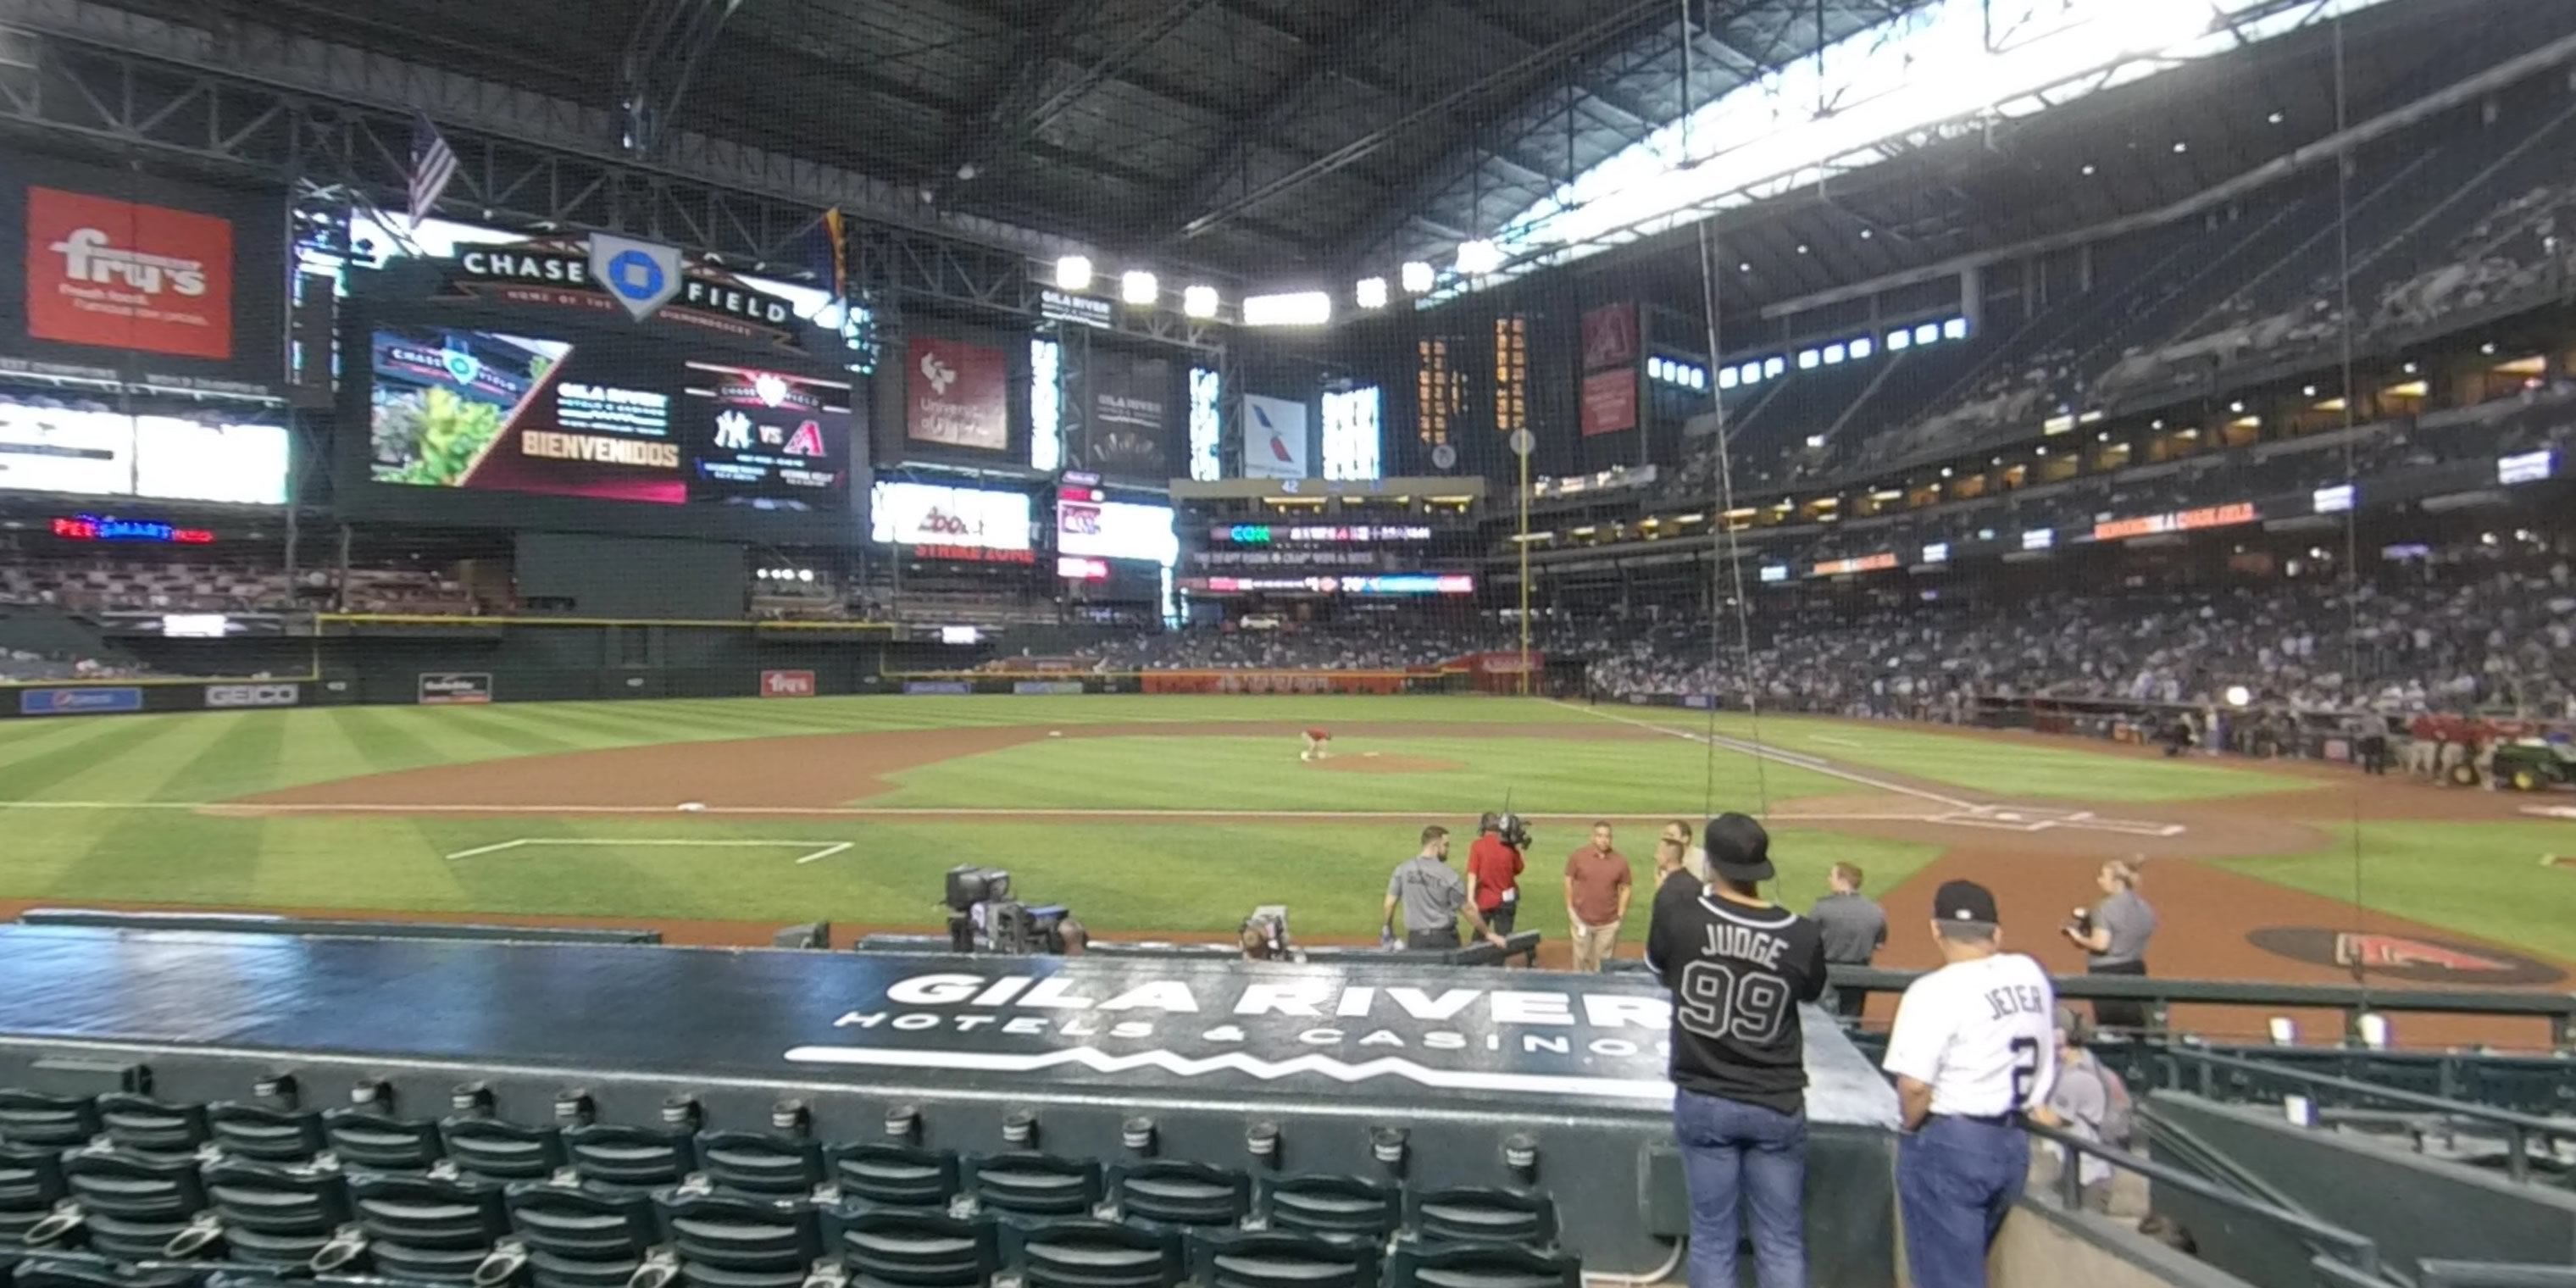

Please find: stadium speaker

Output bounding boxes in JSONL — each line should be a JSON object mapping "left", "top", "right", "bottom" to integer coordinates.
{"left": 772, "top": 921, "right": 830, "bottom": 950}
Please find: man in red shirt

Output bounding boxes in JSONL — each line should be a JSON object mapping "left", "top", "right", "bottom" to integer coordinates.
{"left": 1301, "top": 727, "right": 1332, "bottom": 763}
{"left": 1465, "top": 813, "right": 1525, "bottom": 937}
{"left": 1563, "top": 820, "right": 1634, "bottom": 972}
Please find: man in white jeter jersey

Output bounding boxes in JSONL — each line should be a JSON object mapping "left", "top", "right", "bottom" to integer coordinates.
{"left": 1881, "top": 880, "right": 2058, "bottom": 1288}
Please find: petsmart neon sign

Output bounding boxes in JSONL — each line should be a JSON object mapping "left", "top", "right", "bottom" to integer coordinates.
{"left": 53, "top": 515, "right": 214, "bottom": 544}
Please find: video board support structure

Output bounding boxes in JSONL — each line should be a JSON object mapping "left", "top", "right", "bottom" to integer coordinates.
{"left": 2, "top": 2, "right": 1228, "bottom": 362}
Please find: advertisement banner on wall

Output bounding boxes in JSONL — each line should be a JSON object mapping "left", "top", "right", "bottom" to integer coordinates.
{"left": 18, "top": 686, "right": 143, "bottom": 716}
{"left": 869, "top": 481, "right": 1031, "bottom": 552}
{"left": 759, "top": 669, "right": 817, "bottom": 697}
{"left": 205, "top": 682, "right": 301, "bottom": 708}
{"left": 906, "top": 336, "right": 1009, "bottom": 452}
{"left": 1011, "top": 680, "right": 1087, "bottom": 696}
{"left": 1580, "top": 303, "right": 1637, "bottom": 371}
{"left": 1242, "top": 395, "right": 1309, "bottom": 480}
{"left": 902, "top": 680, "right": 973, "bottom": 695}
{"left": 1140, "top": 670, "right": 1407, "bottom": 695}
{"left": 417, "top": 672, "right": 495, "bottom": 705}
{"left": 1579, "top": 369, "right": 1637, "bottom": 437}
{"left": 0, "top": 155, "right": 285, "bottom": 392}
{"left": 1080, "top": 350, "right": 1173, "bottom": 483}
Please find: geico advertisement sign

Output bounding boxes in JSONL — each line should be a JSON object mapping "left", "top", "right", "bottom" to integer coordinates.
{"left": 205, "top": 683, "right": 300, "bottom": 708}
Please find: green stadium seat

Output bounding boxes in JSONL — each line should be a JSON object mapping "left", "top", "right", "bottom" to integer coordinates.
{"left": 694, "top": 1130, "right": 824, "bottom": 1198}
{"left": 30, "top": 1150, "right": 210, "bottom": 1261}
{"left": 0, "top": 1144, "right": 68, "bottom": 1244}
{"left": 561, "top": 1122, "right": 697, "bottom": 1195}
{"left": 0, "top": 1093, "right": 98, "bottom": 1151}
{"left": 204, "top": 1104, "right": 325, "bottom": 1166}
{"left": 965, "top": 1154, "right": 1102, "bottom": 1222}
{"left": 824, "top": 1144, "right": 961, "bottom": 1212}
{"left": 1402, "top": 1187, "right": 1556, "bottom": 1249}
{"left": 1008, "top": 1217, "right": 1184, "bottom": 1288}
{"left": 1254, "top": 1175, "right": 1399, "bottom": 1243}
{"left": 1108, "top": 1162, "right": 1250, "bottom": 1230}
{"left": 651, "top": 1191, "right": 824, "bottom": 1288}
{"left": 196, "top": 1158, "right": 352, "bottom": 1267}
{"left": 497, "top": 1183, "right": 658, "bottom": 1288}
{"left": 826, "top": 1207, "right": 998, "bottom": 1288}
{"left": 324, "top": 1108, "right": 446, "bottom": 1174}
{"left": 1384, "top": 1241, "right": 1579, "bottom": 1288}
{"left": 440, "top": 1117, "right": 566, "bottom": 1184}
{"left": 1183, "top": 1230, "right": 1381, "bottom": 1288}
{"left": 341, "top": 1171, "right": 510, "bottom": 1283}
{"left": 94, "top": 1096, "right": 208, "bottom": 1159}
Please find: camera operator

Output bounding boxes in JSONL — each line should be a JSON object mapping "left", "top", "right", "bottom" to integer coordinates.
{"left": 1383, "top": 824, "right": 1508, "bottom": 952}
{"left": 1466, "top": 813, "right": 1527, "bottom": 935}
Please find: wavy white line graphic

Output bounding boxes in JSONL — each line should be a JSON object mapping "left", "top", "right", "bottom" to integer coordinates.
{"left": 780, "top": 1043, "right": 1675, "bottom": 1102}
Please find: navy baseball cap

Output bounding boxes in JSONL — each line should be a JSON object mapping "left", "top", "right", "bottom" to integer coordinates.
{"left": 1702, "top": 813, "right": 1774, "bottom": 882}
{"left": 1933, "top": 879, "right": 2000, "bottom": 925}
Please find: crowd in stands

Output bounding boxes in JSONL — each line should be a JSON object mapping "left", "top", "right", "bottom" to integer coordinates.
{"left": 1092, "top": 619, "right": 1502, "bottom": 671}
{"left": 0, "top": 650, "right": 149, "bottom": 684}
{"left": 1089, "top": 544, "right": 2576, "bottom": 722}
{"left": 0, "top": 558, "right": 480, "bottom": 617}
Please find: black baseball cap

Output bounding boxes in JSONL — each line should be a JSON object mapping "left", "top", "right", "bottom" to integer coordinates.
{"left": 1702, "top": 813, "right": 1774, "bottom": 882}
{"left": 1933, "top": 879, "right": 2000, "bottom": 925}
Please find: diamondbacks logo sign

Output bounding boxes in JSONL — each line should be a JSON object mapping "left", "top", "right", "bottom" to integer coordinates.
{"left": 2247, "top": 926, "right": 2564, "bottom": 985}
{"left": 25, "top": 186, "right": 233, "bottom": 360}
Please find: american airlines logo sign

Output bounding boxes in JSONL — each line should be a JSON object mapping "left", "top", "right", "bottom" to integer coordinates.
{"left": 786, "top": 967, "right": 1685, "bottom": 1100}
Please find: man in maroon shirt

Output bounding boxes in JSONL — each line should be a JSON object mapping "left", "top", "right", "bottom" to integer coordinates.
{"left": 1465, "top": 813, "right": 1525, "bottom": 936}
{"left": 1563, "top": 820, "right": 1633, "bottom": 972}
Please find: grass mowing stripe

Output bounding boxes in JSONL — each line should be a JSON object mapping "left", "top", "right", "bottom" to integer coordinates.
{"left": 327, "top": 705, "right": 468, "bottom": 777}
{"left": 144, "top": 710, "right": 289, "bottom": 802}
{"left": 2226, "top": 821, "right": 2576, "bottom": 964}
{"left": 0, "top": 715, "right": 149, "bottom": 774}
{"left": 419, "top": 708, "right": 596, "bottom": 758}
{"left": 0, "top": 716, "right": 200, "bottom": 802}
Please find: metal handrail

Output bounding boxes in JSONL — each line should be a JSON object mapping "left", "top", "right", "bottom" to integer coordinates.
{"left": 2024, "top": 1119, "right": 2382, "bottom": 1280}
{"left": 2157, "top": 1047, "right": 2576, "bottom": 1182}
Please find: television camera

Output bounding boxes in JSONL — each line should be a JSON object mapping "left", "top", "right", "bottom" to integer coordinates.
{"left": 943, "top": 864, "right": 1075, "bottom": 955}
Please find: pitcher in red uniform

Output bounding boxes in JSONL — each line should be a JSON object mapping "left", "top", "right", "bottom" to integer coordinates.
{"left": 1300, "top": 727, "right": 1332, "bottom": 763}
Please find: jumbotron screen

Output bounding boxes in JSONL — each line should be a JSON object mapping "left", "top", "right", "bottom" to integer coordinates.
{"left": 366, "top": 327, "right": 848, "bottom": 510}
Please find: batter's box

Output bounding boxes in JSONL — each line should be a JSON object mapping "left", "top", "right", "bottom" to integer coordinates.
{"left": 1927, "top": 806, "right": 2185, "bottom": 838}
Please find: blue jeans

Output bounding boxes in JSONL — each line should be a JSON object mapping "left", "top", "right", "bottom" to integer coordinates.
{"left": 1672, "top": 1090, "right": 1807, "bottom": 1288}
{"left": 1897, "top": 1117, "right": 2030, "bottom": 1288}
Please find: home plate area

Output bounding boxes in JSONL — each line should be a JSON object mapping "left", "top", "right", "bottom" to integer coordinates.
{"left": 1924, "top": 804, "right": 2185, "bottom": 838}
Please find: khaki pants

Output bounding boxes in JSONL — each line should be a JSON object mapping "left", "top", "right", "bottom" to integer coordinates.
{"left": 1568, "top": 920, "right": 1620, "bottom": 972}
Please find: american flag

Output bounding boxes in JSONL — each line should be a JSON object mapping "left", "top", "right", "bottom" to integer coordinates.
{"left": 408, "top": 109, "right": 458, "bottom": 228}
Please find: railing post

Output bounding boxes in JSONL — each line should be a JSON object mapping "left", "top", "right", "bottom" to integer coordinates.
{"left": 2059, "top": 1139, "right": 2085, "bottom": 1209}
{"left": 2507, "top": 1125, "right": 2529, "bottom": 1182}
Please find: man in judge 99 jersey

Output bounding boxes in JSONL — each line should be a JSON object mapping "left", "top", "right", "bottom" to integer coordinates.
{"left": 1647, "top": 813, "right": 1828, "bottom": 1288}
{"left": 1882, "top": 880, "right": 2060, "bottom": 1288}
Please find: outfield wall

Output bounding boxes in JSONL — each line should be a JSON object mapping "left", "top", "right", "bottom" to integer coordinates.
{"left": 0, "top": 618, "right": 980, "bottom": 717}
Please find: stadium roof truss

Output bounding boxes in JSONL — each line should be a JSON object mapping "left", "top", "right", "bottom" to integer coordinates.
{"left": 1401, "top": 0, "right": 2403, "bottom": 302}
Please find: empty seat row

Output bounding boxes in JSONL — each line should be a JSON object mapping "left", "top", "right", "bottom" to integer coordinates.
{"left": 0, "top": 1191, "right": 1575, "bottom": 1288}
{"left": 0, "top": 1088, "right": 1555, "bottom": 1246}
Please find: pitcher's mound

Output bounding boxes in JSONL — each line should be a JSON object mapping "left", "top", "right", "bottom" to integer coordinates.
{"left": 1312, "top": 754, "right": 1462, "bottom": 774}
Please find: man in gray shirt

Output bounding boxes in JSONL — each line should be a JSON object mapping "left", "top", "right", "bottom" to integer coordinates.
{"left": 1384, "top": 824, "right": 1507, "bottom": 951}
{"left": 1809, "top": 862, "right": 1888, "bottom": 1023}
{"left": 2064, "top": 858, "right": 2157, "bottom": 1032}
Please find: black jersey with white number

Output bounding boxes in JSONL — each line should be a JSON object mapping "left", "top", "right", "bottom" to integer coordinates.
{"left": 1646, "top": 890, "right": 1829, "bottom": 1114}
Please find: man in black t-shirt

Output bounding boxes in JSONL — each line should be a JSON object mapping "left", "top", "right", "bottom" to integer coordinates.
{"left": 1647, "top": 813, "right": 1829, "bottom": 1288}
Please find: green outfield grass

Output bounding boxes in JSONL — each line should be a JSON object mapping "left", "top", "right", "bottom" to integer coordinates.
{"left": 1620, "top": 708, "right": 2313, "bottom": 802}
{"left": 2224, "top": 821, "right": 2576, "bottom": 964}
{"left": 0, "top": 692, "right": 2464, "bottom": 946}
